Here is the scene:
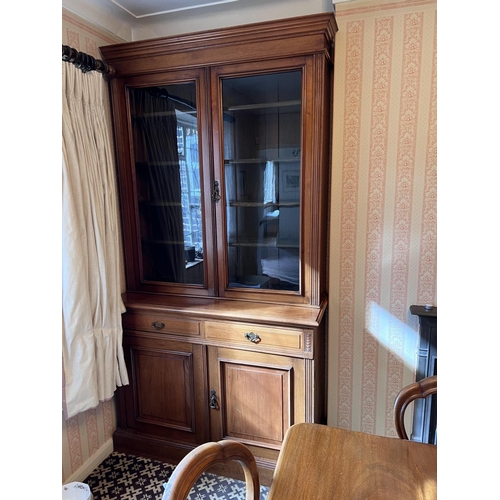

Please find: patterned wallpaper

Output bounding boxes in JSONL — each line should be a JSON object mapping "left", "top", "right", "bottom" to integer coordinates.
{"left": 328, "top": 0, "right": 437, "bottom": 437}
{"left": 62, "top": 400, "right": 116, "bottom": 483}
{"left": 62, "top": 8, "right": 124, "bottom": 55}
{"left": 62, "top": 0, "right": 437, "bottom": 483}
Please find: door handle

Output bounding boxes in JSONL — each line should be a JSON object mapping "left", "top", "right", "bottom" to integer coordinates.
{"left": 212, "top": 181, "right": 221, "bottom": 203}
{"left": 209, "top": 389, "right": 218, "bottom": 409}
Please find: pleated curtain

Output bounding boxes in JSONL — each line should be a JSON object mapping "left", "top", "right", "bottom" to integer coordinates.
{"left": 62, "top": 62, "right": 129, "bottom": 419}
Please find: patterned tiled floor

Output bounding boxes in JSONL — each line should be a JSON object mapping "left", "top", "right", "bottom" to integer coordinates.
{"left": 84, "top": 452, "right": 269, "bottom": 500}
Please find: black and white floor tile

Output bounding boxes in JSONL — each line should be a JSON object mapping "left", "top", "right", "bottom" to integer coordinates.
{"left": 84, "top": 452, "right": 269, "bottom": 500}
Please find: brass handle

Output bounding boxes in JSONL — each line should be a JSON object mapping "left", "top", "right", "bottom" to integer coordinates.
{"left": 244, "top": 332, "right": 261, "bottom": 343}
{"left": 209, "top": 389, "right": 218, "bottom": 409}
{"left": 212, "top": 181, "right": 221, "bottom": 203}
{"left": 152, "top": 321, "right": 165, "bottom": 330}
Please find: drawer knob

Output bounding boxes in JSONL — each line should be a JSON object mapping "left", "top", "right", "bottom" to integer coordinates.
{"left": 244, "top": 332, "right": 261, "bottom": 343}
{"left": 152, "top": 321, "right": 165, "bottom": 330}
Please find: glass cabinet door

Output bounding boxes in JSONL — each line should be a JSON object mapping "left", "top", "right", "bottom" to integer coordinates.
{"left": 221, "top": 70, "right": 302, "bottom": 292}
{"left": 129, "top": 82, "right": 205, "bottom": 286}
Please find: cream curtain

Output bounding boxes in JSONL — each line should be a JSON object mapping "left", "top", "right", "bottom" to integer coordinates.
{"left": 62, "top": 62, "right": 129, "bottom": 419}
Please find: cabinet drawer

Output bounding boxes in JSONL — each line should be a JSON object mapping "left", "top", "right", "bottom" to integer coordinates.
{"left": 122, "top": 314, "right": 200, "bottom": 337}
{"left": 204, "top": 321, "right": 303, "bottom": 352}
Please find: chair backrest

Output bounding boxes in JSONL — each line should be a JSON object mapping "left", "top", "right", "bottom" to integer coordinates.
{"left": 393, "top": 375, "right": 437, "bottom": 440}
{"left": 162, "top": 439, "right": 260, "bottom": 500}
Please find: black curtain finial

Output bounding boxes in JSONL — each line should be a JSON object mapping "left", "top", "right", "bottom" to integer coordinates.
{"left": 62, "top": 45, "right": 114, "bottom": 76}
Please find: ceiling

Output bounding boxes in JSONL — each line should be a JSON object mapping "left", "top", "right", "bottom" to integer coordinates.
{"left": 108, "top": 0, "right": 355, "bottom": 18}
{"left": 63, "top": 0, "right": 355, "bottom": 41}
{"left": 110, "top": 0, "right": 240, "bottom": 18}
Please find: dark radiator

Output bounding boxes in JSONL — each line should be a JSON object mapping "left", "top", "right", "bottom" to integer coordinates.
{"left": 410, "top": 305, "right": 437, "bottom": 444}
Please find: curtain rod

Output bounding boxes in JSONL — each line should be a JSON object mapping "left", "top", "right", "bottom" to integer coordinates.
{"left": 62, "top": 45, "right": 115, "bottom": 76}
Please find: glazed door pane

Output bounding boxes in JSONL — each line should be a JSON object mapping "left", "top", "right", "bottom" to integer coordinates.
{"left": 222, "top": 71, "right": 302, "bottom": 291}
{"left": 129, "top": 82, "right": 205, "bottom": 286}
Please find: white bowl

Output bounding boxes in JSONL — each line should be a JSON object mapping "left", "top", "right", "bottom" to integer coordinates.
{"left": 62, "top": 482, "right": 92, "bottom": 500}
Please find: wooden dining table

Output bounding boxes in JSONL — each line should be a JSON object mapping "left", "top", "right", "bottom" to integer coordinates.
{"left": 267, "top": 422, "right": 437, "bottom": 499}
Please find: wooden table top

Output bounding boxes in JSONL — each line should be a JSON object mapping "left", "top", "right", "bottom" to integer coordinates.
{"left": 267, "top": 423, "right": 437, "bottom": 500}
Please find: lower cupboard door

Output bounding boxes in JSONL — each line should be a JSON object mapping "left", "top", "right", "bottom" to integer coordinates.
{"left": 208, "top": 346, "right": 305, "bottom": 449}
{"left": 122, "top": 334, "right": 208, "bottom": 445}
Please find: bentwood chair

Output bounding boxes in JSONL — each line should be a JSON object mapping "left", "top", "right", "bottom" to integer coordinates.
{"left": 161, "top": 439, "right": 260, "bottom": 500}
{"left": 393, "top": 375, "right": 437, "bottom": 440}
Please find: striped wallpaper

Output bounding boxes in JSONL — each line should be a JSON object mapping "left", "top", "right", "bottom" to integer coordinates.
{"left": 328, "top": 0, "right": 437, "bottom": 437}
{"left": 62, "top": 400, "right": 116, "bottom": 482}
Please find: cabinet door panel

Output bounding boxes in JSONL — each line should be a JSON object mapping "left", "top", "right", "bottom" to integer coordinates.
{"left": 123, "top": 334, "right": 208, "bottom": 445}
{"left": 110, "top": 69, "right": 216, "bottom": 297}
{"left": 208, "top": 346, "right": 305, "bottom": 450}
{"left": 217, "top": 68, "right": 302, "bottom": 294}
{"left": 210, "top": 56, "right": 324, "bottom": 306}
{"left": 224, "top": 363, "right": 290, "bottom": 445}
{"left": 134, "top": 348, "right": 194, "bottom": 430}
{"left": 130, "top": 83, "right": 200, "bottom": 285}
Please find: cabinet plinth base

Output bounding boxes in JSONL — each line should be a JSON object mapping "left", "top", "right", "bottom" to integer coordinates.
{"left": 112, "top": 428, "right": 193, "bottom": 464}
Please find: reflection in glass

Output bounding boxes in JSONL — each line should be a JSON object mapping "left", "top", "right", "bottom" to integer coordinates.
{"left": 129, "top": 83, "right": 204, "bottom": 285}
{"left": 222, "top": 71, "right": 302, "bottom": 291}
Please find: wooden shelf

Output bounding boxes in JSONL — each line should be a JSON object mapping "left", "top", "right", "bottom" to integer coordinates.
{"left": 228, "top": 237, "right": 299, "bottom": 248}
{"left": 228, "top": 201, "right": 299, "bottom": 208}
{"left": 224, "top": 157, "right": 300, "bottom": 165}
{"left": 224, "top": 100, "right": 301, "bottom": 112}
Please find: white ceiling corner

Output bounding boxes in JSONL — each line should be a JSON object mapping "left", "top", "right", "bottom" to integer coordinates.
{"left": 63, "top": 0, "right": 351, "bottom": 42}
{"left": 110, "top": 0, "right": 240, "bottom": 18}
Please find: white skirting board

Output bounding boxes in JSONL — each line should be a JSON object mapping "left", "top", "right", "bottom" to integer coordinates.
{"left": 63, "top": 438, "right": 114, "bottom": 485}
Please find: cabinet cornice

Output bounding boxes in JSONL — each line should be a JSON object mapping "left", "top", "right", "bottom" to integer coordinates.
{"left": 100, "top": 13, "right": 337, "bottom": 77}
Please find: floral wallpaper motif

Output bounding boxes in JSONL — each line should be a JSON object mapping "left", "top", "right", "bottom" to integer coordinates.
{"left": 329, "top": 0, "right": 437, "bottom": 437}
{"left": 361, "top": 14, "right": 393, "bottom": 435}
